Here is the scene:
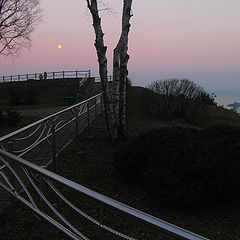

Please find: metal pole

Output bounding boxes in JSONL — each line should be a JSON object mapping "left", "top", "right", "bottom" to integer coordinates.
{"left": 94, "top": 98, "right": 97, "bottom": 119}
{"left": 8, "top": 141, "right": 16, "bottom": 234}
{"left": 53, "top": 72, "right": 55, "bottom": 79}
{"left": 76, "top": 70, "right": 78, "bottom": 78}
{"left": 76, "top": 108, "right": 79, "bottom": 138}
{"left": 87, "top": 102, "right": 90, "bottom": 137}
{"left": 63, "top": 70, "right": 65, "bottom": 79}
{"left": 51, "top": 121, "right": 56, "bottom": 171}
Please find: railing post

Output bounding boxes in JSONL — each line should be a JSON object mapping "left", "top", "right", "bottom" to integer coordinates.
{"left": 53, "top": 72, "right": 55, "bottom": 79}
{"left": 35, "top": 73, "right": 37, "bottom": 80}
{"left": 11, "top": 75, "right": 12, "bottom": 82}
{"left": 8, "top": 141, "right": 16, "bottom": 235}
{"left": 76, "top": 70, "right": 78, "bottom": 78}
{"left": 75, "top": 108, "right": 79, "bottom": 138}
{"left": 63, "top": 70, "right": 65, "bottom": 79}
{"left": 18, "top": 75, "right": 20, "bottom": 82}
{"left": 87, "top": 102, "right": 90, "bottom": 137}
{"left": 3, "top": 76, "right": 4, "bottom": 84}
{"left": 94, "top": 98, "right": 97, "bottom": 119}
{"left": 100, "top": 95, "right": 103, "bottom": 113}
{"left": 51, "top": 121, "right": 56, "bottom": 171}
{"left": 27, "top": 74, "right": 28, "bottom": 80}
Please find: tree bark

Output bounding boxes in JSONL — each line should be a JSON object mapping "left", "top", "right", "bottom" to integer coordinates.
{"left": 86, "top": 0, "right": 118, "bottom": 140}
{"left": 86, "top": 0, "right": 133, "bottom": 140}
{"left": 112, "top": 0, "right": 132, "bottom": 136}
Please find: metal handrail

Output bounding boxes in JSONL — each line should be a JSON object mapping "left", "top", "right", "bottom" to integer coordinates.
{"left": 0, "top": 93, "right": 101, "bottom": 144}
{"left": 0, "top": 148, "right": 209, "bottom": 240}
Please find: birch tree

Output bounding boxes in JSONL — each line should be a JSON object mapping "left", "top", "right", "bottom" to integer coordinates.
{"left": 86, "top": 0, "right": 133, "bottom": 140}
{"left": 0, "top": 0, "right": 42, "bottom": 56}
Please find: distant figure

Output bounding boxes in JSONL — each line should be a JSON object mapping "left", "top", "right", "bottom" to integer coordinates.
{"left": 39, "top": 73, "right": 43, "bottom": 81}
{"left": 44, "top": 72, "right": 47, "bottom": 80}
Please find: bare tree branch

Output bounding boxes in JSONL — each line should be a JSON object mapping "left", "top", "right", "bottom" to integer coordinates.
{"left": 0, "top": 0, "right": 42, "bottom": 57}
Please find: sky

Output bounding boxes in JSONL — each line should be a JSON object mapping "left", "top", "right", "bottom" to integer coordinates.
{"left": 0, "top": 0, "right": 239, "bottom": 93}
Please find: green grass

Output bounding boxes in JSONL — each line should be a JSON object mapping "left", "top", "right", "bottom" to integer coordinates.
{"left": 1, "top": 86, "right": 240, "bottom": 239}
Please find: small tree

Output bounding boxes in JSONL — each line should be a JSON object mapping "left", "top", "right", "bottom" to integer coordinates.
{"left": 86, "top": 0, "right": 133, "bottom": 140}
{"left": 0, "top": 0, "right": 42, "bottom": 56}
{"left": 147, "top": 79, "right": 214, "bottom": 123}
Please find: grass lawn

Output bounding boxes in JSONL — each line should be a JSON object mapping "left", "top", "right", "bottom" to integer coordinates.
{"left": 1, "top": 86, "right": 240, "bottom": 239}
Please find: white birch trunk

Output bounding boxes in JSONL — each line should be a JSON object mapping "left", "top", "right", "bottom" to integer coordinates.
{"left": 86, "top": 0, "right": 133, "bottom": 140}
{"left": 86, "top": 0, "right": 118, "bottom": 140}
{"left": 112, "top": 0, "right": 133, "bottom": 136}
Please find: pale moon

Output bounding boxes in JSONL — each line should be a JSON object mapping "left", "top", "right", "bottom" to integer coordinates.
{"left": 58, "top": 44, "right": 62, "bottom": 49}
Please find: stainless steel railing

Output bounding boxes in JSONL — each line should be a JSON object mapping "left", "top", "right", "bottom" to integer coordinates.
{"left": 0, "top": 91, "right": 103, "bottom": 168}
{"left": 0, "top": 148, "right": 209, "bottom": 240}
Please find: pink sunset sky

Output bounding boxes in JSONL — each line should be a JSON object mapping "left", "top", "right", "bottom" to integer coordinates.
{"left": 0, "top": 0, "right": 239, "bottom": 92}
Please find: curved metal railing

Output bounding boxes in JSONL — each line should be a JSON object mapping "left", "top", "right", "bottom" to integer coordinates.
{"left": 0, "top": 92, "right": 102, "bottom": 168}
{"left": 0, "top": 149, "right": 209, "bottom": 240}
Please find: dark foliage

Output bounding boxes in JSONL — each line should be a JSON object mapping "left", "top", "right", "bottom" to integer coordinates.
{"left": 5, "top": 109, "right": 22, "bottom": 125}
{"left": 114, "top": 126, "right": 240, "bottom": 208}
{"left": 144, "top": 79, "right": 216, "bottom": 124}
{"left": 9, "top": 87, "right": 40, "bottom": 105}
{"left": 0, "top": 108, "right": 21, "bottom": 126}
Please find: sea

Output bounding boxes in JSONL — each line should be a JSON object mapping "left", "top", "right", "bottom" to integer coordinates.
{"left": 215, "top": 97, "right": 240, "bottom": 113}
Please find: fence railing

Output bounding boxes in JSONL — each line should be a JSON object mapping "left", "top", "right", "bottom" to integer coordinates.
{"left": 0, "top": 147, "right": 209, "bottom": 240}
{"left": 0, "top": 85, "right": 209, "bottom": 239}
{"left": 0, "top": 70, "right": 91, "bottom": 83}
{"left": 0, "top": 92, "right": 102, "bottom": 169}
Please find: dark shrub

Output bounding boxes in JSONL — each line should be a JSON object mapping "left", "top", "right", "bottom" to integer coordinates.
{"left": 145, "top": 79, "right": 216, "bottom": 124}
{"left": 114, "top": 126, "right": 240, "bottom": 208}
{"left": 5, "top": 109, "right": 21, "bottom": 125}
{"left": 9, "top": 87, "right": 40, "bottom": 105}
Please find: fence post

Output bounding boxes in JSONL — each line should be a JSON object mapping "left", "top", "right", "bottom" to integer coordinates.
{"left": 100, "top": 95, "right": 103, "bottom": 113}
{"left": 26, "top": 74, "right": 28, "bottom": 80}
{"left": 11, "top": 75, "right": 12, "bottom": 82}
{"left": 3, "top": 76, "right": 4, "bottom": 84}
{"left": 51, "top": 121, "right": 56, "bottom": 171}
{"left": 18, "top": 75, "right": 20, "bottom": 82}
{"left": 53, "top": 72, "right": 55, "bottom": 79}
{"left": 8, "top": 141, "right": 16, "bottom": 234}
{"left": 75, "top": 108, "right": 79, "bottom": 138}
{"left": 63, "top": 70, "right": 65, "bottom": 79}
{"left": 35, "top": 73, "right": 37, "bottom": 80}
{"left": 87, "top": 102, "right": 90, "bottom": 137}
{"left": 94, "top": 98, "right": 97, "bottom": 119}
{"left": 76, "top": 70, "right": 78, "bottom": 78}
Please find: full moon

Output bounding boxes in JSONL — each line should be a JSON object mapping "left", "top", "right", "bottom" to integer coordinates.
{"left": 58, "top": 44, "right": 62, "bottom": 49}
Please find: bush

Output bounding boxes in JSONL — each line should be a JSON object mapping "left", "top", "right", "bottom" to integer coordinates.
{"left": 5, "top": 109, "right": 22, "bottom": 125}
{"left": 9, "top": 87, "right": 40, "bottom": 105}
{"left": 145, "top": 79, "right": 216, "bottom": 124}
{"left": 114, "top": 126, "right": 240, "bottom": 208}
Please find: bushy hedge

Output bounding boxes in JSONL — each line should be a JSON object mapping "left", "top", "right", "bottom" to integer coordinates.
{"left": 114, "top": 126, "right": 240, "bottom": 208}
{"left": 0, "top": 108, "right": 21, "bottom": 125}
{"left": 144, "top": 79, "right": 216, "bottom": 124}
{"left": 9, "top": 87, "right": 40, "bottom": 105}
